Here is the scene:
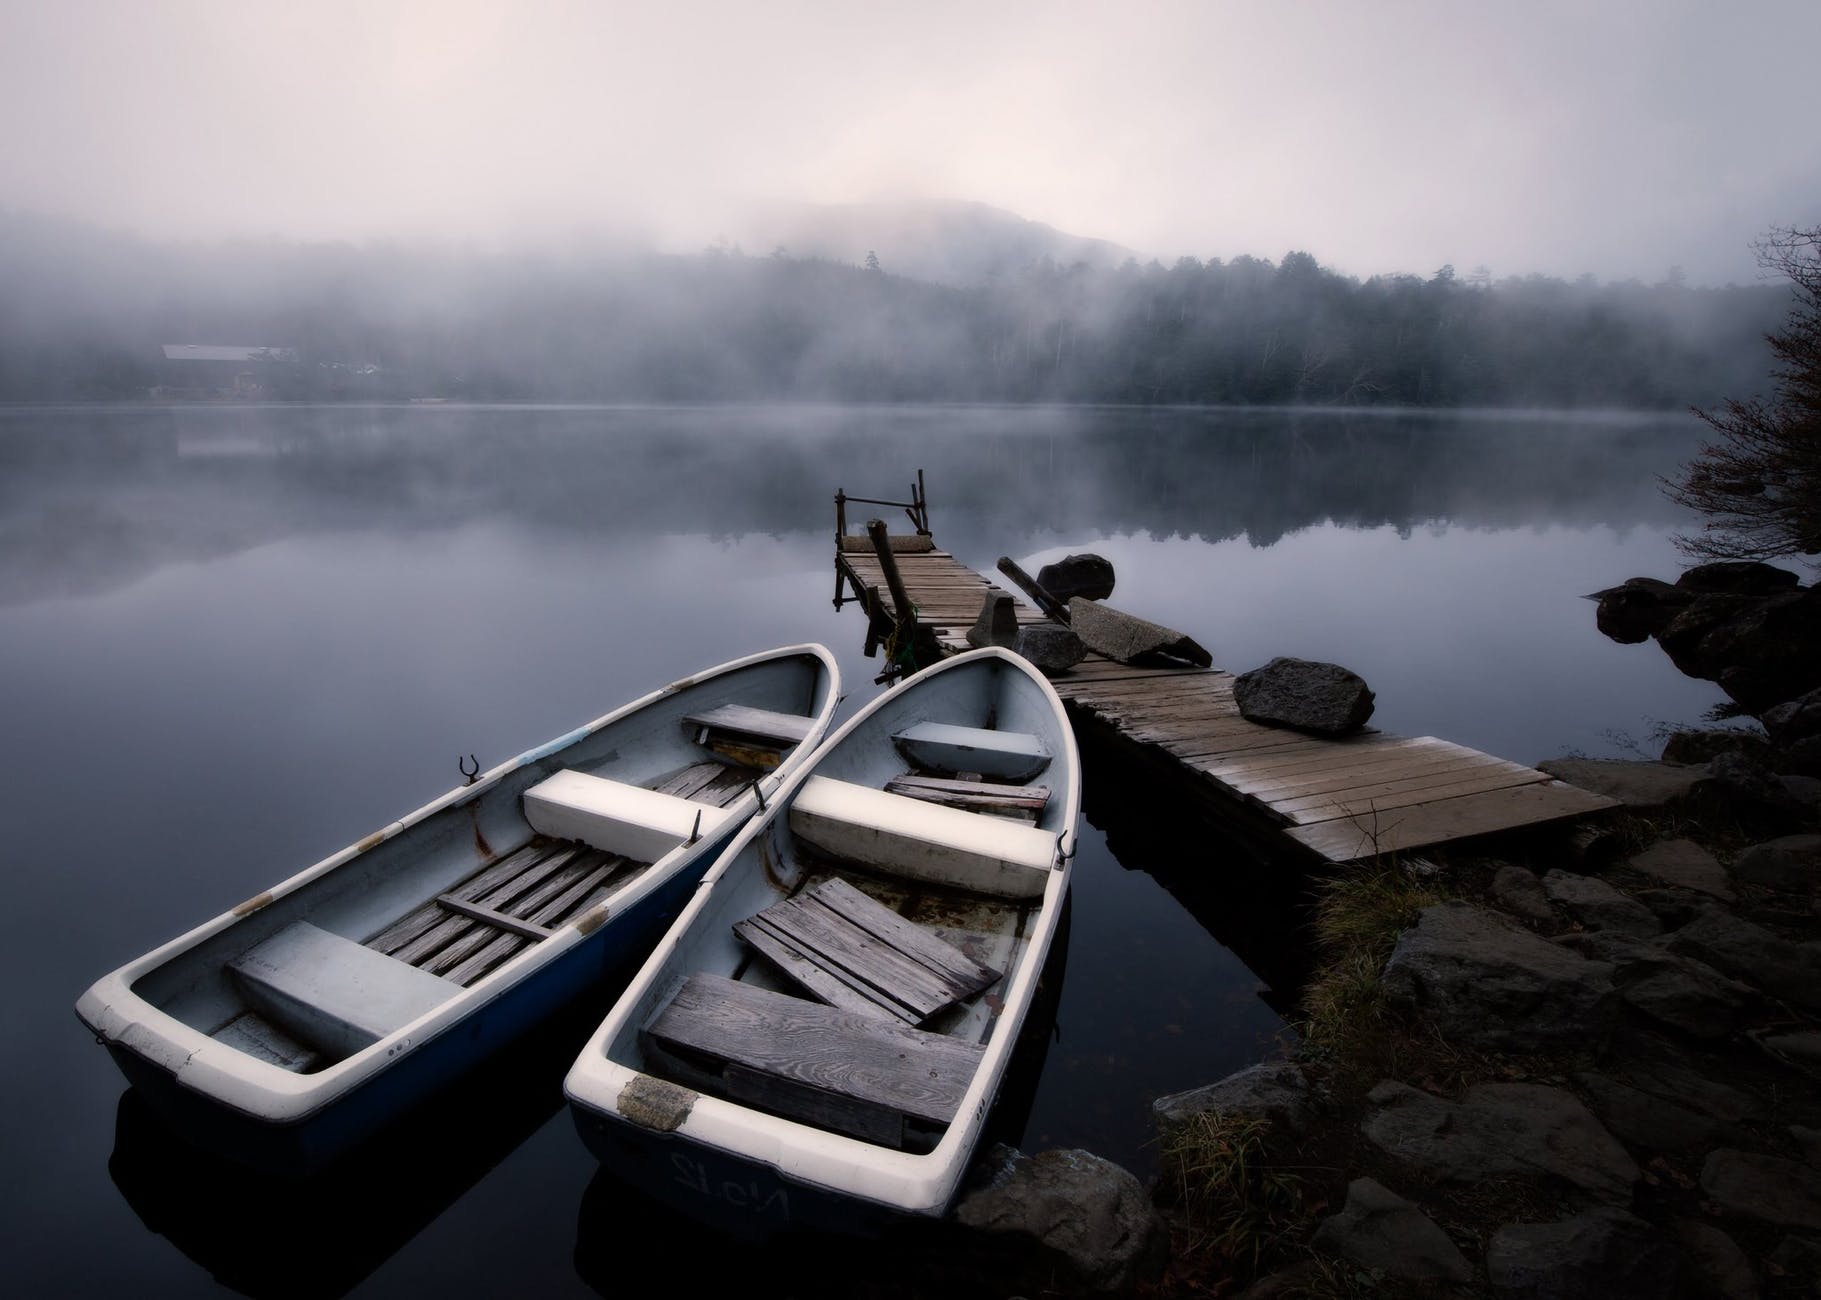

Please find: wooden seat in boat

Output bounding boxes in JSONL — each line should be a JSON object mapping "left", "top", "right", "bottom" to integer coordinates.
{"left": 682, "top": 704, "right": 817, "bottom": 748}
{"left": 645, "top": 971, "right": 983, "bottom": 1147}
{"left": 891, "top": 721, "right": 1050, "bottom": 783}
{"left": 789, "top": 776, "right": 1057, "bottom": 899}
{"left": 523, "top": 770, "right": 733, "bottom": 860}
{"left": 228, "top": 921, "right": 453, "bottom": 1058}
{"left": 883, "top": 773, "right": 1049, "bottom": 821}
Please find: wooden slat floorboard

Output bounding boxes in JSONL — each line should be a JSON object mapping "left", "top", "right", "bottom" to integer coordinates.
{"left": 838, "top": 537, "right": 1619, "bottom": 862}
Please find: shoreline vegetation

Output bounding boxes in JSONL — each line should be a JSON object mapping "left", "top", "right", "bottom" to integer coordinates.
{"left": 0, "top": 212, "right": 1790, "bottom": 409}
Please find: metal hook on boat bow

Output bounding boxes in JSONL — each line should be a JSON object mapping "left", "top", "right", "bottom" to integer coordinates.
{"left": 750, "top": 779, "right": 769, "bottom": 811}
{"left": 1055, "top": 829, "right": 1076, "bottom": 866}
{"left": 458, "top": 754, "right": 480, "bottom": 786}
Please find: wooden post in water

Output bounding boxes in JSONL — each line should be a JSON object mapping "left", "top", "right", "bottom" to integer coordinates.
{"left": 996, "top": 556, "right": 1070, "bottom": 624}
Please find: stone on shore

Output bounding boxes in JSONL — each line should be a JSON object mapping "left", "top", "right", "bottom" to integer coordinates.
{"left": 1485, "top": 1208, "right": 1682, "bottom": 1299}
{"left": 1731, "top": 834, "right": 1821, "bottom": 891}
{"left": 1232, "top": 657, "right": 1375, "bottom": 736}
{"left": 1067, "top": 597, "right": 1211, "bottom": 668}
{"left": 1588, "top": 576, "right": 1693, "bottom": 643}
{"left": 1361, "top": 1080, "right": 1638, "bottom": 1200}
{"left": 1756, "top": 1030, "right": 1821, "bottom": 1080}
{"left": 1490, "top": 862, "right": 1558, "bottom": 925}
{"left": 1152, "top": 1061, "right": 1317, "bottom": 1140}
{"left": 1036, "top": 553, "right": 1115, "bottom": 602}
{"left": 1013, "top": 623, "right": 1087, "bottom": 674}
{"left": 1624, "top": 838, "right": 1736, "bottom": 901}
{"left": 1536, "top": 757, "right": 1709, "bottom": 810}
{"left": 1700, "top": 1149, "right": 1821, "bottom": 1233}
{"left": 966, "top": 589, "right": 1019, "bottom": 649}
{"left": 1541, "top": 869, "right": 1662, "bottom": 936}
{"left": 1676, "top": 560, "right": 1803, "bottom": 595}
{"left": 1664, "top": 907, "right": 1821, "bottom": 1010}
{"left": 1700, "top": 751, "right": 1813, "bottom": 823}
{"left": 1762, "top": 685, "right": 1821, "bottom": 747}
{"left": 952, "top": 1146, "right": 1167, "bottom": 1294}
{"left": 1309, "top": 1177, "right": 1471, "bottom": 1283}
{"left": 1381, "top": 902, "right": 1618, "bottom": 1053}
{"left": 1675, "top": 1220, "right": 1758, "bottom": 1300}
{"left": 1574, "top": 1072, "right": 1733, "bottom": 1153}
{"left": 1661, "top": 727, "right": 1767, "bottom": 766}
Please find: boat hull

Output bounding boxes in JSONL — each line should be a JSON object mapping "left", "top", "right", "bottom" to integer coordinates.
{"left": 101, "top": 847, "right": 717, "bottom": 1174}
{"left": 78, "top": 644, "right": 840, "bottom": 1176}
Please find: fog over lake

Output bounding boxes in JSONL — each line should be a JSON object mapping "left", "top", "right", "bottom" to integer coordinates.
{"left": 0, "top": 402, "right": 1725, "bottom": 1295}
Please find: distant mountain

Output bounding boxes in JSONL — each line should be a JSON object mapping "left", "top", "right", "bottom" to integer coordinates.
{"left": 739, "top": 199, "right": 1134, "bottom": 286}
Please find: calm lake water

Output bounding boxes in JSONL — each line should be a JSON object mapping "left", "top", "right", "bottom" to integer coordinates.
{"left": 1, "top": 403, "right": 1722, "bottom": 1296}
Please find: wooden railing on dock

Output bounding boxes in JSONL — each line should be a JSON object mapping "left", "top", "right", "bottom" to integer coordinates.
{"left": 831, "top": 519, "right": 1618, "bottom": 865}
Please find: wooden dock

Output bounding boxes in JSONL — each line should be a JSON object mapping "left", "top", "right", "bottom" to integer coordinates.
{"left": 834, "top": 539, "right": 1618, "bottom": 865}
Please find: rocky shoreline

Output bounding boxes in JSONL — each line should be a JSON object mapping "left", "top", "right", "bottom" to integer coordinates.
{"left": 934, "top": 560, "right": 1821, "bottom": 1298}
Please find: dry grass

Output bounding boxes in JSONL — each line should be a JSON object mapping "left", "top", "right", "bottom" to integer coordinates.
{"left": 1159, "top": 1113, "right": 1309, "bottom": 1274}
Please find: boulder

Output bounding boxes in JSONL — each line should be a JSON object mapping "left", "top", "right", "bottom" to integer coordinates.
{"left": 1763, "top": 686, "right": 1821, "bottom": 747}
{"left": 1674, "top": 1220, "right": 1758, "bottom": 1300}
{"left": 1361, "top": 1080, "right": 1638, "bottom": 1200}
{"left": 966, "top": 589, "right": 1019, "bottom": 649}
{"left": 1588, "top": 576, "right": 1693, "bottom": 643}
{"left": 1783, "top": 734, "right": 1821, "bottom": 778}
{"left": 1558, "top": 931, "right": 1758, "bottom": 1040}
{"left": 1232, "top": 657, "right": 1375, "bottom": 736}
{"left": 1152, "top": 1061, "right": 1317, "bottom": 1140}
{"left": 1013, "top": 623, "right": 1086, "bottom": 674}
{"left": 1309, "top": 1177, "right": 1472, "bottom": 1283}
{"left": 1486, "top": 1208, "right": 1683, "bottom": 1299}
{"left": 1756, "top": 1029, "right": 1821, "bottom": 1080}
{"left": 1381, "top": 902, "right": 1618, "bottom": 1053}
{"left": 1793, "top": 1125, "right": 1821, "bottom": 1167}
{"left": 1067, "top": 598, "right": 1211, "bottom": 668}
{"left": 1661, "top": 727, "right": 1768, "bottom": 766}
{"left": 1731, "top": 834, "right": 1821, "bottom": 890}
{"left": 1605, "top": 1027, "right": 1763, "bottom": 1124}
{"left": 952, "top": 1147, "right": 1167, "bottom": 1294}
{"left": 1540, "top": 869, "right": 1661, "bottom": 937}
{"left": 1676, "top": 560, "right": 1803, "bottom": 595}
{"left": 1535, "top": 758, "right": 1709, "bottom": 811}
{"left": 1699, "top": 751, "right": 1812, "bottom": 823}
{"left": 1490, "top": 863, "right": 1558, "bottom": 925}
{"left": 1035, "top": 553, "right": 1115, "bottom": 603}
{"left": 1624, "top": 838, "right": 1735, "bottom": 901}
{"left": 1664, "top": 907, "right": 1821, "bottom": 1009}
{"left": 1767, "top": 1235, "right": 1821, "bottom": 1283}
{"left": 1574, "top": 1072, "right": 1733, "bottom": 1153}
{"left": 1701, "top": 1149, "right": 1821, "bottom": 1233}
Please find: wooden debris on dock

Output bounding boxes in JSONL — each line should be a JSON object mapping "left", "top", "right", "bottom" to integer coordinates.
{"left": 733, "top": 877, "right": 1001, "bottom": 1024}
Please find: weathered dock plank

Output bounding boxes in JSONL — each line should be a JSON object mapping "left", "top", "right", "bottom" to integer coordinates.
{"left": 834, "top": 529, "right": 1619, "bottom": 864}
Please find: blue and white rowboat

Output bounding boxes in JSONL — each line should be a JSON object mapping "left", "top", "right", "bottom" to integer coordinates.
{"left": 77, "top": 644, "right": 841, "bottom": 1174}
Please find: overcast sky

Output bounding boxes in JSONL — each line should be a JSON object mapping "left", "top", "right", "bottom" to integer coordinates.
{"left": 3, "top": 0, "right": 1815, "bottom": 285}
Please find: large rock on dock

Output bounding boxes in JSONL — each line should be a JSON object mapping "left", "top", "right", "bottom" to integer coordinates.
{"left": 1232, "top": 657, "right": 1375, "bottom": 736}
{"left": 1067, "top": 598, "right": 1211, "bottom": 667}
{"left": 1013, "top": 623, "right": 1087, "bottom": 674}
{"left": 966, "top": 589, "right": 1019, "bottom": 649}
{"left": 1485, "top": 1207, "right": 1683, "bottom": 1299}
{"left": 1309, "top": 1177, "right": 1472, "bottom": 1283}
{"left": 1036, "top": 553, "right": 1115, "bottom": 602}
{"left": 1381, "top": 902, "right": 1618, "bottom": 1053}
{"left": 1361, "top": 1080, "right": 1638, "bottom": 1199}
{"left": 953, "top": 1146, "right": 1167, "bottom": 1295}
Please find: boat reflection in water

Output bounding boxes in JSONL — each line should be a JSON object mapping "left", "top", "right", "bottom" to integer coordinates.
{"left": 107, "top": 992, "right": 617, "bottom": 1299}
{"left": 572, "top": 904, "right": 1070, "bottom": 1297}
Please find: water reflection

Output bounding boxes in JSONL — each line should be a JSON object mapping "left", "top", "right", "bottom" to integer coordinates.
{"left": 0, "top": 403, "right": 1702, "bottom": 607}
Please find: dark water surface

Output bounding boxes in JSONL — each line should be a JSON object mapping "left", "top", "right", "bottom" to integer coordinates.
{"left": 1, "top": 404, "right": 1720, "bottom": 1296}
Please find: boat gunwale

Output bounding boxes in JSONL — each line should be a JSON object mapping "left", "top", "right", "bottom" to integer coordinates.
{"left": 565, "top": 646, "right": 1083, "bottom": 1217}
{"left": 75, "top": 643, "right": 843, "bottom": 1126}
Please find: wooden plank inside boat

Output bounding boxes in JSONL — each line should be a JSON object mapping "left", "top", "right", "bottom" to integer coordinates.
{"left": 645, "top": 972, "right": 983, "bottom": 1129}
